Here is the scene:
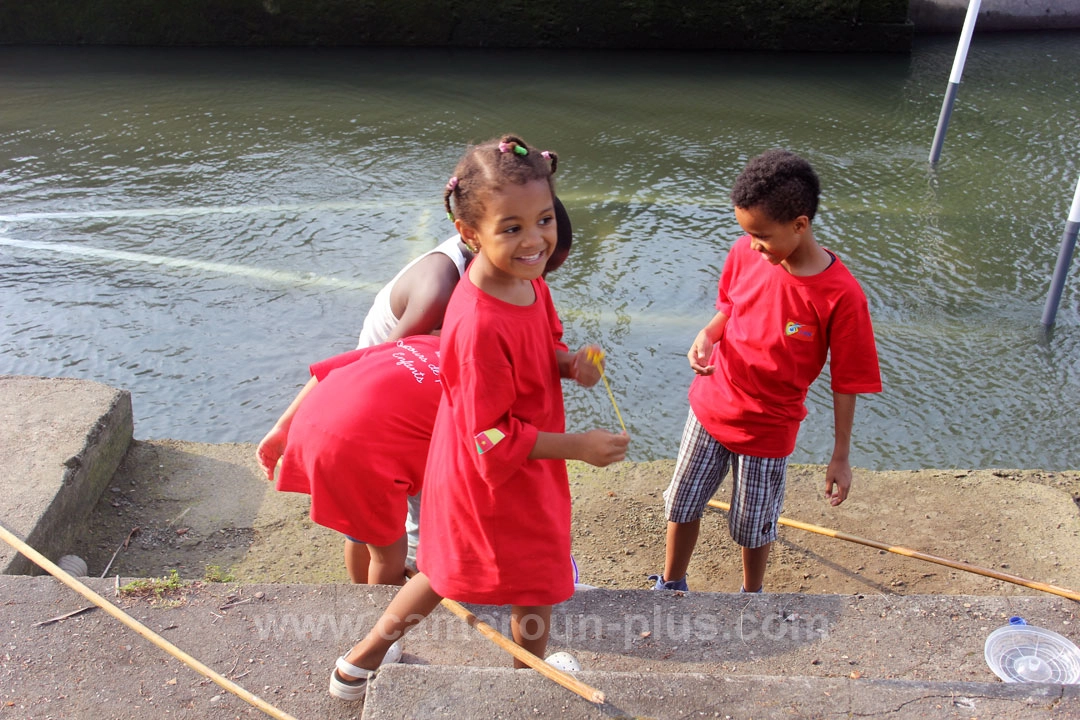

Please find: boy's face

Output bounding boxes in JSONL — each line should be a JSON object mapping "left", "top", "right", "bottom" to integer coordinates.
{"left": 734, "top": 205, "right": 809, "bottom": 268}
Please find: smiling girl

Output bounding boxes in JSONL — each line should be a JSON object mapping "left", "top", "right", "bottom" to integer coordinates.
{"left": 328, "top": 134, "right": 629, "bottom": 701}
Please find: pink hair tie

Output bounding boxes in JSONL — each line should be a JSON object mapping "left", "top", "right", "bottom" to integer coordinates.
{"left": 446, "top": 176, "right": 458, "bottom": 192}
{"left": 541, "top": 151, "right": 551, "bottom": 160}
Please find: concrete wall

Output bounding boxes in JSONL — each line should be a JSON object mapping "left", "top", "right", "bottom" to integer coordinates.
{"left": 0, "top": 0, "right": 913, "bottom": 52}
{"left": 910, "top": 0, "right": 1080, "bottom": 32}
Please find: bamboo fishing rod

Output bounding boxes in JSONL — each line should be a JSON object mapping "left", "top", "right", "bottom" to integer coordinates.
{"left": 707, "top": 499, "right": 1080, "bottom": 602}
{"left": 402, "top": 566, "right": 605, "bottom": 704}
{"left": 0, "top": 521, "right": 299, "bottom": 720}
{"left": 439, "top": 597, "right": 606, "bottom": 704}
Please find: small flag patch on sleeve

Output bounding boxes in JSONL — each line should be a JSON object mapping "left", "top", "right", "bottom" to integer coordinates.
{"left": 474, "top": 428, "right": 506, "bottom": 454}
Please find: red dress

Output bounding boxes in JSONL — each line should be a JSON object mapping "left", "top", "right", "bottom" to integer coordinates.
{"left": 418, "top": 274, "right": 573, "bottom": 606}
{"left": 275, "top": 335, "right": 442, "bottom": 545}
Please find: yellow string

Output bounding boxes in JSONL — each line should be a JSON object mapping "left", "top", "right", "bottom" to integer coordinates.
{"left": 587, "top": 349, "right": 627, "bottom": 435}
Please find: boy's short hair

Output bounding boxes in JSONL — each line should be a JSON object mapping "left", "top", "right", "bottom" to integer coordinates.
{"left": 730, "top": 149, "right": 820, "bottom": 222}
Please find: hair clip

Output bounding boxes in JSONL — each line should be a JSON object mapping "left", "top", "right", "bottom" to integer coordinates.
{"left": 446, "top": 211, "right": 455, "bottom": 222}
{"left": 499, "top": 141, "right": 528, "bottom": 156}
{"left": 446, "top": 176, "right": 459, "bottom": 192}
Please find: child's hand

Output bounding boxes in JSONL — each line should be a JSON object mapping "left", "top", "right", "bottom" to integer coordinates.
{"left": 688, "top": 330, "right": 716, "bottom": 375}
{"left": 570, "top": 345, "right": 605, "bottom": 387}
{"left": 824, "top": 458, "right": 852, "bottom": 506}
{"left": 256, "top": 426, "right": 288, "bottom": 481}
{"left": 579, "top": 428, "right": 630, "bottom": 467}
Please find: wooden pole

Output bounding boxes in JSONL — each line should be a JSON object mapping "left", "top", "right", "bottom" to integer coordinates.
{"left": 439, "top": 597, "right": 605, "bottom": 704}
{"left": 0, "top": 521, "right": 300, "bottom": 720}
{"left": 707, "top": 499, "right": 1080, "bottom": 602}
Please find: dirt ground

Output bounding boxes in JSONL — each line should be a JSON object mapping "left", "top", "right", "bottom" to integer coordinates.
{"left": 72, "top": 440, "right": 1080, "bottom": 600}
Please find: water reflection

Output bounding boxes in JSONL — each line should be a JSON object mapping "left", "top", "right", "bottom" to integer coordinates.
{"left": 1, "top": 36, "right": 1078, "bottom": 470}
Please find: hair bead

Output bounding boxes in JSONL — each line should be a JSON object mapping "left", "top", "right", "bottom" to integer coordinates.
{"left": 499, "top": 141, "right": 528, "bottom": 156}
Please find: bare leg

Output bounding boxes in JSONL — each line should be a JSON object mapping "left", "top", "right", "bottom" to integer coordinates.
{"left": 344, "top": 538, "right": 370, "bottom": 584}
{"left": 741, "top": 542, "right": 771, "bottom": 593}
{"left": 510, "top": 604, "right": 553, "bottom": 669}
{"left": 663, "top": 519, "right": 700, "bottom": 582}
{"left": 366, "top": 534, "right": 408, "bottom": 586}
{"left": 339, "top": 572, "right": 443, "bottom": 681}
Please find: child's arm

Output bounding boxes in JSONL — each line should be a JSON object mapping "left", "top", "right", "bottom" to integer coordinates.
{"left": 555, "top": 344, "right": 603, "bottom": 387}
{"left": 688, "top": 311, "right": 729, "bottom": 375}
{"left": 256, "top": 376, "right": 318, "bottom": 481}
{"left": 529, "top": 429, "right": 629, "bottom": 468}
{"left": 384, "top": 255, "right": 461, "bottom": 341}
{"left": 824, "top": 392, "right": 856, "bottom": 506}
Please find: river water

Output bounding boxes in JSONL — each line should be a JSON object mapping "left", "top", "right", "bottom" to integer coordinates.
{"left": 2, "top": 34, "right": 1078, "bottom": 471}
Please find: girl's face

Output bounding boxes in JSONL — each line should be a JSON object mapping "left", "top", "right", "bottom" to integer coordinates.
{"left": 459, "top": 178, "right": 557, "bottom": 288}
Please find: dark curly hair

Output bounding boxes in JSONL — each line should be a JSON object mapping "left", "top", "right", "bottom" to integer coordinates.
{"left": 730, "top": 149, "right": 819, "bottom": 222}
{"left": 444, "top": 134, "right": 558, "bottom": 227}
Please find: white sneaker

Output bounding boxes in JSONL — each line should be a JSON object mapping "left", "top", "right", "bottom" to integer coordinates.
{"left": 382, "top": 638, "right": 404, "bottom": 665}
{"left": 544, "top": 651, "right": 582, "bottom": 672}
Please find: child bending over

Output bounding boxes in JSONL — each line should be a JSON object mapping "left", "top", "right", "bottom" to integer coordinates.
{"left": 256, "top": 335, "right": 443, "bottom": 585}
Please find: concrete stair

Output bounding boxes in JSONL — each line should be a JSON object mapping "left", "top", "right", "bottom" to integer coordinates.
{"left": 2, "top": 577, "right": 1079, "bottom": 719}
{"left": 3, "top": 376, "right": 1080, "bottom": 718}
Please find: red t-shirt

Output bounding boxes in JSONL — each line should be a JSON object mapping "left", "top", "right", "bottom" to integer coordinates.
{"left": 689, "top": 235, "right": 882, "bottom": 458}
{"left": 418, "top": 273, "right": 573, "bottom": 606}
{"left": 275, "top": 335, "right": 442, "bottom": 545}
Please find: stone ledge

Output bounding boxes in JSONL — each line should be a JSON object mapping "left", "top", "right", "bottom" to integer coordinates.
{"left": 0, "top": 375, "right": 132, "bottom": 574}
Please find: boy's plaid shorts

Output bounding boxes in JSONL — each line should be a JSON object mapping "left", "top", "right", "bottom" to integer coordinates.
{"left": 663, "top": 409, "right": 788, "bottom": 548}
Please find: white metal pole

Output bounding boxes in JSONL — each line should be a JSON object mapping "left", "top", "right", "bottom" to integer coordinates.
{"left": 1041, "top": 175, "right": 1080, "bottom": 328}
{"left": 929, "top": 0, "right": 982, "bottom": 164}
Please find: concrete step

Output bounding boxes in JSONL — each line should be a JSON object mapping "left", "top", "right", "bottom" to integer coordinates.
{"left": 366, "top": 665, "right": 1078, "bottom": 720}
{"left": 2, "top": 577, "right": 1079, "bottom": 719}
{"left": 0, "top": 376, "right": 132, "bottom": 575}
{"left": 4, "top": 376, "right": 1080, "bottom": 718}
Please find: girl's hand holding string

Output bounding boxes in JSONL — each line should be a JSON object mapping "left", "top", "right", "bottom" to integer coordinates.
{"left": 531, "top": 428, "right": 629, "bottom": 466}
{"left": 567, "top": 344, "right": 604, "bottom": 387}
{"left": 579, "top": 428, "right": 630, "bottom": 467}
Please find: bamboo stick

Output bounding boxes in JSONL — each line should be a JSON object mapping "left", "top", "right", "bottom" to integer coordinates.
{"left": 707, "top": 499, "right": 1080, "bottom": 602}
{"left": 0, "top": 521, "right": 299, "bottom": 720}
{"left": 439, "top": 597, "right": 606, "bottom": 704}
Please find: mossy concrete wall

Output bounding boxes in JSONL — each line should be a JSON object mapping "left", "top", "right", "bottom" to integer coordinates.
{"left": 0, "top": 1, "right": 913, "bottom": 52}
{"left": 910, "top": 0, "right": 1080, "bottom": 32}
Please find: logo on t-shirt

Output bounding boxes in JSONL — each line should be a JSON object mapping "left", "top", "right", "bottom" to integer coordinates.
{"left": 474, "top": 428, "right": 506, "bottom": 454}
{"left": 785, "top": 320, "right": 816, "bottom": 341}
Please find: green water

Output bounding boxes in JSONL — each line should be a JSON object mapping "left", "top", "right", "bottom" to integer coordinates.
{"left": 1, "top": 34, "right": 1078, "bottom": 470}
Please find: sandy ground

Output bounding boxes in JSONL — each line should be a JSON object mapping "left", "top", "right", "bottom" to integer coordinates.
{"left": 63, "top": 442, "right": 1075, "bottom": 600}
{"left": 71, "top": 440, "right": 1080, "bottom": 600}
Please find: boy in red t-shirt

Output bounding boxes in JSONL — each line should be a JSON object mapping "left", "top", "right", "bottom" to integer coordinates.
{"left": 652, "top": 149, "right": 882, "bottom": 594}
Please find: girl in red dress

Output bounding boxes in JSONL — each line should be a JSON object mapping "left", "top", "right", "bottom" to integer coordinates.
{"left": 328, "top": 134, "right": 630, "bottom": 701}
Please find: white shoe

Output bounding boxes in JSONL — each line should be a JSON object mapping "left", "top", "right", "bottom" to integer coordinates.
{"left": 328, "top": 640, "right": 403, "bottom": 701}
{"left": 544, "top": 651, "right": 582, "bottom": 672}
{"left": 382, "top": 638, "right": 404, "bottom": 665}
